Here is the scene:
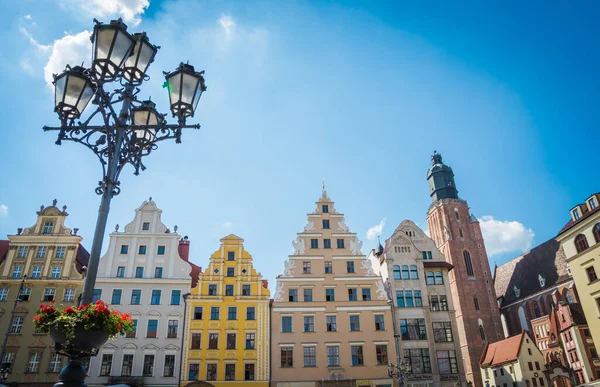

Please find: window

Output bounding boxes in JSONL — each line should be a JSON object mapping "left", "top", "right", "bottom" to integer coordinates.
{"left": 282, "top": 316, "right": 292, "bottom": 332}
{"left": 154, "top": 267, "right": 163, "bottom": 278}
{"left": 464, "top": 250, "right": 474, "bottom": 276}
{"left": 27, "top": 352, "right": 40, "bottom": 372}
{"left": 325, "top": 261, "right": 333, "bottom": 273}
{"left": 348, "top": 288, "right": 357, "bottom": 301}
{"left": 535, "top": 361, "right": 540, "bottom": 370}
{"left": 55, "top": 247, "right": 66, "bottom": 258}
{"left": 247, "top": 307, "right": 256, "bottom": 320}
{"left": 351, "top": 345, "right": 364, "bottom": 366}
{"left": 0, "top": 288, "right": 8, "bottom": 301}
{"left": 322, "top": 204, "right": 329, "bottom": 213}
{"left": 303, "top": 262, "right": 311, "bottom": 274}
{"left": 163, "top": 355, "right": 175, "bottom": 377}
{"left": 226, "top": 333, "right": 236, "bottom": 349}
{"left": 143, "top": 354, "right": 154, "bottom": 376}
{"left": 120, "top": 245, "right": 128, "bottom": 254}
{"left": 43, "top": 222, "right": 54, "bottom": 234}
{"left": 474, "top": 296, "right": 480, "bottom": 311}
{"left": 328, "top": 346, "right": 340, "bottom": 366}
{"left": 225, "top": 284, "right": 234, "bottom": 296}
{"left": 147, "top": 320, "right": 158, "bottom": 338}
{"left": 376, "top": 344, "right": 388, "bottom": 365}
{"left": 374, "top": 315, "right": 385, "bottom": 330}
{"left": 245, "top": 333, "right": 255, "bottom": 349}
{"left": 540, "top": 378, "right": 545, "bottom": 386}
{"left": 48, "top": 352, "right": 62, "bottom": 373}
{"left": 573, "top": 208, "right": 581, "bottom": 219}
{"left": 323, "top": 220, "right": 330, "bottom": 229}
{"left": 593, "top": 223, "right": 600, "bottom": 243}
{"left": 437, "top": 350, "right": 458, "bottom": 374}
{"left": 135, "top": 267, "right": 144, "bottom": 278}
{"left": 304, "top": 288, "right": 313, "bottom": 302}
{"left": 587, "top": 266, "right": 598, "bottom": 282}
{"left": 225, "top": 364, "right": 235, "bottom": 380}
{"left": 111, "top": 289, "right": 122, "bottom": 305}
{"left": 210, "top": 307, "right": 220, "bottom": 320}
{"left": 533, "top": 379, "right": 538, "bottom": 387}
{"left": 116, "top": 266, "right": 125, "bottom": 277}
{"left": 92, "top": 289, "right": 102, "bottom": 303}
{"left": 100, "top": 354, "right": 113, "bottom": 376}
{"left": 566, "top": 290, "right": 574, "bottom": 303}
{"left": 304, "top": 315, "right": 315, "bottom": 332}
{"left": 323, "top": 239, "right": 331, "bottom": 249}
{"left": 242, "top": 285, "right": 251, "bottom": 296}
{"left": 404, "top": 348, "right": 432, "bottom": 373}
{"left": 311, "top": 239, "right": 319, "bottom": 248}
{"left": 405, "top": 290, "right": 414, "bottom": 307}
{"left": 126, "top": 320, "right": 137, "bottom": 338}
{"left": 410, "top": 265, "right": 418, "bottom": 279}
{"left": 350, "top": 315, "right": 361, "bottom": 331}
{"left": 157, "top": 245, "right": 165, "bottom": 255}
{"left": 402, "top": 265, "right": 410, "bottom": 279}
{"left": 121, "top": 354, "right": 133, "bottom": 376}
{"left": 575, "top": 234, "right": 589, "bottom": 253}
{"left": 1, "top": 352, "right": 14, "bottom": 371}
{"left": 347, "top": 261, "right": 355, "bottom": 273}
{"left": 244, "top": 364, "right": 255, "bottom": 381}
{"left": 326, "top": 315, "right": 337, "bottom": 331}
{"left": 51, "top": 267, "right": 63, "bottom": 281}
{"left": 430, "top": 295, "right": 448, "bottom": 311}
{"left": 228, "top": 307, "right": 237, "bottom": 320}
{"left": 362, "top": 288, "right": 372, "bottom": 301}
{"left": 191, "top": 333, "right": 202, "bottom": 349}
{"left": 304, "top": 346, "right": 316, "bottom": 367}
{"left": 400, "top": 319, "right": 427, "bottom": 340}
{"left": 138, "top": 245, "right": 147, "bottom": 255}
{"left": 396, "top": 291, "right": 405, "bottom": 307}
{"left": 326, "top": 288, "right": 335, "bottom": 301}
{"left": 479, "top": 324, "right": 486, "bottom": 341}
{"left": 188, "top": 364, "right": 199, "bottom": 380}
{"left": 167, "top": 320, "right": 178, "bottom": 338}
{"left": 36, "top": 246, "right": 47, "bottom": 258}
{"left": 394, "top": 266, "right": 401, "bottom": 280}
{"left": 44, "top": 288, "right": 55, "bottom": 301}
{"left": 208, "top": 284, "right": 217, "bottom": 295}
{"left": 591, "top": 198, "right": 598, "bottom": 210}
{"left": 142, "top": 222, "right": 150, "bottom": 230}
{"left": 19, "top": 287, "right": 31, "bottom": 301}
{"left": 227, "top": 251, "right": 235, "bottom": 260}
{"left": 11, "top": 265, "right": 23, "bottom": 278}
{"left": 171, "top": 290, "right": 181, "bottom": 305}
{"left": 433, "top": 322, "right": 453, "bottom": 342}
{"left": 337, "top": 239, "right": 344, "bottom": 248}
{"left": 17, "top": 246, "right": 27, "bottom": 258}
{"left": 435, "top": 272, "right": 444, "bottom": 284}
{"left": 206, "top": 364, "right": 217, "bottom": 381}
{"left": 194, "top": 307, "right": 203, "bottom": 319}
{"left": 131, "top": 289, "right": 141, "bottom": 305}
{"left": 223, "top": 267, "right": 234, "bottom": 278}
{"left": 10, "top": 317, "right": 23, "bottom": 333}
{"left": 414, "top": 290, "right": 422, "bottom": 307}
{"left": 31, "top": 265, "right": 42, "bottom": 278}
{"left": 151, "top": 290, "right": 161, "bottom": 305}
{"left": 281, "top": 347, "right": 293, "bottom": 367}
{"left": 289, "top": 289, "right": 298, "bottom": 302}
{"left": 209, "top": 333, "right": 219, "bottom": 349}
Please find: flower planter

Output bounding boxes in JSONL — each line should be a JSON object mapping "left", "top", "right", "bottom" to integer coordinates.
{"left": 50, "top": 324, "right": 109, "bottom": 356}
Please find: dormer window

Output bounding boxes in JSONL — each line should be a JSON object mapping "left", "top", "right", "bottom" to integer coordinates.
{"left": 538, "top": 274, "right": 546, "bottom": 288}
{"left": 142, "top": 222, "right": 150, "bottom": 231}
{"left": 322, "top": 205, "right": 329, "bottom": 213}
{"left": 42, "top": 221, "right": 54, "bottom": 235}
{"left": 514, "top": 285, "right": 520, "bottom": 298}
{"left": 589, "top": 197, "right": 598, "bottom": 210}
{"left": 573, "top": 208, "right": 581, "bottom": 220}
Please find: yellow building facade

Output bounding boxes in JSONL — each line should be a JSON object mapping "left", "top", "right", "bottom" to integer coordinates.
{"left": 181, "top": 234, "right": 270, "bottom": 387}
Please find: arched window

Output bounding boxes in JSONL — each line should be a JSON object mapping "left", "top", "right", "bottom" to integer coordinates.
{"left": 393, "top": 265, "right": 401, "bottom": 280}
{"left": 455, "top": 210, "right": 460, "bottom": 220}
{"left": 410, "top": 265, "right": 418, "bottom": 279}
{"left": 547, "top": 295, "right": 555, "bottom": 311}
{"left": 551, "top": 333, "right": 556, "bottom": 343}
{"left": 565, "top": 290, "right": 574, "bottom": 304}
{"left": 435, "top": 272, "right": 443, "bottom": 284}
{"left": 401, "top": 265, "right": 409, "bottom": 280}
{"left": 474, "top": 296, "right": 480, "bottom": 311}
{"left": 42, "top": 221, "right": 53, "bottom": 234}
{"left": 575, "top": 234, "right": 589, "bottom": 253}
{"left": 478, "top": 319, "right": 486, "bottom": 342}
{"left": 518, "top": 306, "right": 528, "bottom": 332}
{"left": 463, "top": 250, "right": 475, "bottom": 277}
{"left": 593, "top": 223, "right": 600, "bottom": 243}
{"left": 533, "top": 301, "right": 541, "bottom": 318}
{"left": 426, "top": 272, "right": 435, "bottom": 285}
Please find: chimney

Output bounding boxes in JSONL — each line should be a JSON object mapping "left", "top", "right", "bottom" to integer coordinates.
{"left": 262, "top": 279, "right": 269, "bottom": 290}
{"left": 178, "top": 238, "right": 190, "bottom": 261}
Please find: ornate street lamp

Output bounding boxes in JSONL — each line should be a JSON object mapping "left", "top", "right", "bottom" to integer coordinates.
{"left": 383, "top": 277, "right": 412, "bottom": 387}
{"left": 0, "top": 368, "right": 11, "bottom": 384}
{"left": 43, "top": 18, "right": 207, "bottom": 387}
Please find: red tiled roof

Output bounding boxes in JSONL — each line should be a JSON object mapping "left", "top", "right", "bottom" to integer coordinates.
{"left": 480, "top": 331, "right": 526, "bottom": 367}
{"left": 494, "top": 238, "right": 569, "bottom": 306}
{"left": 558, "top": 194, "right": 600, "bottom": 235}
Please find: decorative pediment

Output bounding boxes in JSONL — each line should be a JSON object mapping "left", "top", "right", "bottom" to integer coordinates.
{"left": 122, "top": 343, "right": 137, "bottom": 350}
{"left": 29, "top": 338, "right": 48, "bottom": 348}
{"left": 167, "top": 311, "right": 182, "bottom": 317}
{"left": 147, "top": 310, "right": 161, "bottom": 317}
{"left": 15, "top": 306, "right": 29, "bottom": 314}
{"left": 162, "top": 344, "right": 180, "bottom": 351}
{"left": 103, "top": 343, "right": 118, "bottom": 350}
{"left": 141, "top": 343, "right": 159, "bottom": 351}
{"left": 128, "top": 310, "right": 141, "bottom": 316}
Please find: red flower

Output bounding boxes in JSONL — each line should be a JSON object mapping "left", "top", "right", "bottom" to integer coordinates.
{"left": 64, "top": 307, "right": 75, "bottom": 314}
{"left": 83, "top": 314, "right": 89, "bottom": 319}
{"left": 116, "top": 323, "right": 121, "bottom": 330}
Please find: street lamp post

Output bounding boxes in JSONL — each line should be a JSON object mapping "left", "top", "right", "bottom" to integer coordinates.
{"left": 43, "top": 18, "right": 207, "bottom": 307}
{"left": 384, "top": 280, "right": 411, "bottom": 387}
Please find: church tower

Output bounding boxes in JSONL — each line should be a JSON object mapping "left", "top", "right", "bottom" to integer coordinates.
{"left": 425, "top": 152, "right": 503, "bottom": 387}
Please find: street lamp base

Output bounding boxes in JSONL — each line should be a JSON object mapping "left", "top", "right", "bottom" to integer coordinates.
{"left": 54, "top": 359, "right": 87, "bottom": 387}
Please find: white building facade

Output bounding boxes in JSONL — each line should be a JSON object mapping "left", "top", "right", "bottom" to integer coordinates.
{"left": 87, "top": 199, "right": 194, "bottom": 387}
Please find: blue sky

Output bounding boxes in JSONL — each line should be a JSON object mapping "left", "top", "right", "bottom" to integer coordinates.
{"left": 0, "top": 0, "right": 598, "bottom": 289}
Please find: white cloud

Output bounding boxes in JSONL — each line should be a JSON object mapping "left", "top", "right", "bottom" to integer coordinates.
{"left": 60, "top": 0, "right": 149, "bottom": 26}
{"left": 222, "top": 221, "right": 233, "bottom": 228}
{"left": 24, "top": 14, "right": 32, "bottom": 20}
{"left": 20, "top": 58, "right": 34, "bottom": 73}
{"left": 43, "top": 31, "right": 92, "bottom": 88}
{"left": 0, "top": 205, "right": 7, "bottom": 217}
{"left": 19, "top": 27, "right": 51, "bottom": 53}
{"left": 218, "top": 15, "right": 236, "bottom": 39}
{"left": 366, "top": 217, "right": 386, "bottom": 241}
{"left": 478, "top": 215, "right": 534, "bottom": 256}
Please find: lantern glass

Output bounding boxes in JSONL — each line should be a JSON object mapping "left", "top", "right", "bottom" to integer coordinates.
{"left": 180, "top": 72, "right": 198, "bottom": 104}
{"left": 94, "top": 28, "right": 115, "bottom": 61}
{"left": 167, "top": 72, "right": 182, "bottom": 110}
{"left": 111, "top": 29, "right": 135, "bottom": 67}
{"left": 53, "top": 67, "right": 94, "bottom": 120}
{"left": 92, "top": 20, "right": 135, "bottom": 80}
{"left": 54, "top": 76, "right": 66, "bottom": 109}
{"left": 123, "top": 34, "right": 158, "bottom": 84}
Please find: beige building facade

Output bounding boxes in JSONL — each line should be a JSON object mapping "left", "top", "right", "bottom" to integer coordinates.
{"left": 0, "top": 200, "right": 89, "bottom": 387}
{"left": 270, "top": 189, "right": 395, "bottom": 387}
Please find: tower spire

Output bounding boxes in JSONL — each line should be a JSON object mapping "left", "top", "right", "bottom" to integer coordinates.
{"left": 426, "top": 151, "right": 458, "bottom": 202}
